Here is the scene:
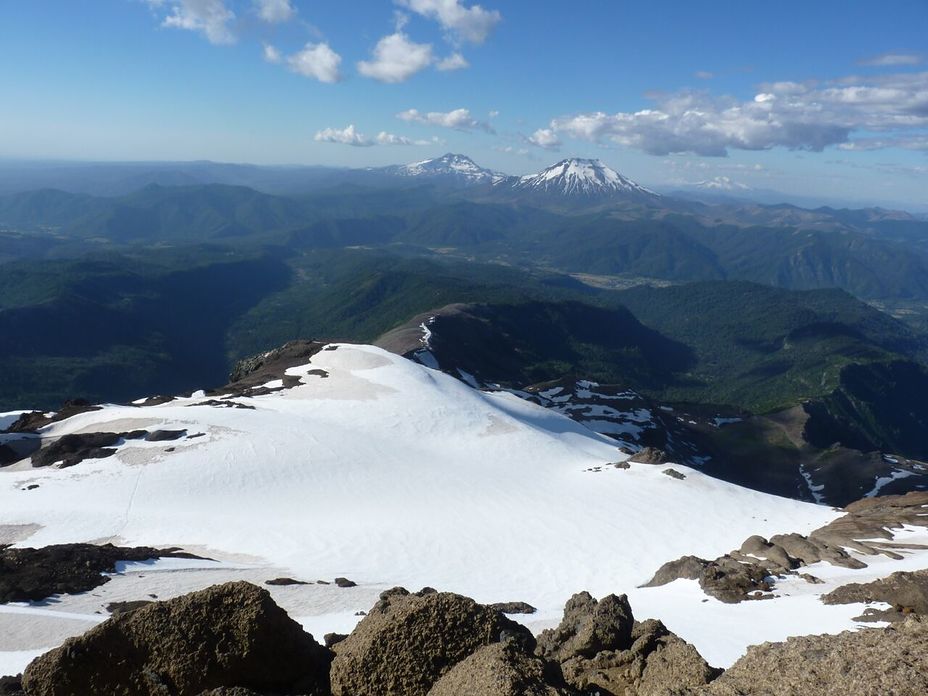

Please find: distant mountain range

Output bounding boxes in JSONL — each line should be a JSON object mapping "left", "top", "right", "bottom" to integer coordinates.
{"left": 2, "top": 155, "right": 924, "bottom": 213}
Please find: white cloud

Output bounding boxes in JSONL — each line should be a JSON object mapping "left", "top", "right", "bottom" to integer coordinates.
{"left": 358, "top": 32, "right": 434, "bottom": 83}
{"left": 488, "top": 110, "right": 500, "bottom": 118}
{"left": 527, "top": 128, "right": 561, "bottom": 150}
{"left": 545, "top": 70, "right": 928, "bottom": 156}
{"left": 263, "top": 43, "right": 282, "bottom": 64}
{"left": 694, "top": 71, "right": 714, "bottom": 80}
{"left": 493, "top": 145, "right": 532, "bottom": 157}
{"left": 315, "top": 125, "right": 435, "bottom": 147}
{"left": 436, "top": 52, "right": 469, "bottom": 71}
{"left": 859, "top": 53, "right": 922, "bottom": 67}
{"left": 397, "top": 0, "right": 501, "bottom": 44}
{"left": 254, "top": 0, "right": 295, "bottom": 24}
{"left": 149, "top": 0, "right": 236, "bottom": 44}
{"left": 397, "top": 107, "right": 494, "bottom": 133}
{"left": 315, "top": 125, "right": 373, "bottom": 147}
{"left": 288, "top": 42, "right": 342, "bottom": 83}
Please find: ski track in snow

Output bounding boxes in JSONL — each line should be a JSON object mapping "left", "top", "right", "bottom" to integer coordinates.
{"left": 1, "top": 344, "right": 925, "bottom": 674}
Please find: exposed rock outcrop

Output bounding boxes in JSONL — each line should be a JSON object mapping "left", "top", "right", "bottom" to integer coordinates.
{"left": 823, "top": 568, "right": 928, "bottom": 622}
{"left": 538, "top": 593, "right": 719, "bottom": 695}
{"left": 489, "top": 601, "right": 537, "bottom": 614}
{"left": 629, "top": 447, "right": 669, "bottom": 465}
{"left": 220, "top": 340, "right": 330, "bottom": 398}
{"left": 329, "top": 587, "right": 533, "bottom": 696}
{"left": 0, "top": 543, "right": 201, "bottom": 603}
{"left": 537, "top": 592, "right": 635, "bottom": 662}
{"left": 644, "top": 490, "right": 928, "bottom": 602}
{"left": 22, "top": 582, "right": 332, "bottom": 696}
{"left": 701, "top": 616, "right": 928, "bottom": 695}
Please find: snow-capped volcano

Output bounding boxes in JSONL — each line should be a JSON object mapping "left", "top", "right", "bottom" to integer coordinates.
{"left": 391, "top": 153, "right": 507, "bottom": 185}
{"left": 514, "top": 158, "right": 659, "bottom": 198}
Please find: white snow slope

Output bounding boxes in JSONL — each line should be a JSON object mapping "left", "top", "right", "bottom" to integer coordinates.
{"left": 515, "top": 158, "right": 658, "bottom": 197}
{"left": 1, "top": 344, "right": 918, "bottom": 672}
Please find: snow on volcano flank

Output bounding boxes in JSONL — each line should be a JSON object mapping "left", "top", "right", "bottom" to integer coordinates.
{"left": 0, "top": 343, "right": 866, "bottom": 672}
{"left": 515, "top": 158, "right": 659, "bottom": 198}
{"left": 398, "top": 153, "right": 507, "bottom": 184}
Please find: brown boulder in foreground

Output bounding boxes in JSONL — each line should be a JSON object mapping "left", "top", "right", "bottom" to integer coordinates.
{"left": 428, "top": 641, "right": 570, "bottom": 696}
{"left": 330, "top": 587, "right": 534, "bottom": 696}
{"left": 22, "top": 581, "right": 331, "bottom": 696}
{"left": 539, "top": 593, "right": 719, "bottom": 695}
{"left": 703, "top": 615, "right": 928, "bottom": 696}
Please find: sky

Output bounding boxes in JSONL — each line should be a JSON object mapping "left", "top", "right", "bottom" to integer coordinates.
{"left": 1, "top": 0, "right": 926, "bottom": 206}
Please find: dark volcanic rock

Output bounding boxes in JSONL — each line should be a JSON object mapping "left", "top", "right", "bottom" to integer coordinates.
{"left": 31, "top": 432, "right": 121, "bottom": 468}
{"left": 144, "top": 429, "right": 187, "bottom": 442}
{"left": 334, "top": 577, "right": 357, "bottom": 588}
{"left": 427, "top": 641, "right": 569, "bottom": 696}
{"left": 629, "top": 447, "right": 669, "bottom": 465}
{"left": 220, "top": 340, "right": 329, "bottom": 398}
{"left": 330, "top": 589, "right": 533, "bottom": 696}
{"left": 0, "top": 676, "right": 24, "bottom": 695}
{"left": 0, "top": 543, "right": 201, "bottom": 603}
{"left": 703, "top": 616, "right": 928, "bottom": 695}
{"left": 662, "top": 468, "right": 686, "bottom": 480}
{"left": 823, "top": 568, "right": 928, "bottom": 622}
{"left": 189, "top": 399, "right": 256, "bottom": 410}
{"left": 324, "top": 633, "right": 349, "bottom": 648}
{"left": 265, "top": 577, "right": 309, "bottom": 586}
{"left": 4, "top": 400, "right": 101, "bottom": 434}
{"left": 489, "top": 601, "right": 537, "bottom": 614}
{"left": 536, "top": 592, "right": 634, "bottom": 662}
{"left": 22, "top": 581, "right": 332, "bottom": 696}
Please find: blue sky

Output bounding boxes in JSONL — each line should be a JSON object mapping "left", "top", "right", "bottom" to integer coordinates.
{"left": 1, "top": 0, "right": 926, "bottom": 206}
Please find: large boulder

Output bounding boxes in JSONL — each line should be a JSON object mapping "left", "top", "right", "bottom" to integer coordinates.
{"left": 559, "top": 618, "right": 719, "bottom": 695}
{"left": 536, "top": 592, "right": 635, "bottom": 662}
{"left": 427, "top": 642, "right": 569, "bottom": 696}
{"left": 538, "top": 594, "right": 718, "bottom": 695}
{"left": 22, "top": 581, "right": 331, "bottom": 696}
{"left": 703, "top": 616, "right": 928, "bottom": 695}
{"left": 330, "top": 587, "right": 534, "bottom": 696}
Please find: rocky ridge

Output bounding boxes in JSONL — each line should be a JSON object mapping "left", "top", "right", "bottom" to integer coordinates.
{"left": 4, "top": 580, "right": 925, "bottom": 695}
{"left": 644, "top": 491, "right": 928, "bottom": 603}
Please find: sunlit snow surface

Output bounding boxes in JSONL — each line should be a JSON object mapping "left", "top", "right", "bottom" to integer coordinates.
{"left": 1, "top": 345, "right": 923, "bottom": 673}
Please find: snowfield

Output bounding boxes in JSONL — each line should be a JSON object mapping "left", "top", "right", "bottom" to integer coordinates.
{"left": 1, "top": 344, "right": 923, "bottom": 673}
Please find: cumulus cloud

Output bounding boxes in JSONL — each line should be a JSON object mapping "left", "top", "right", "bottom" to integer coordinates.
{"left": 148, "top": 0, "right": 236, "bottom": 44}
{"left": 859, "top": 53, "right": 922, "bottom": 67}
{"left": 544, "top": 70, "right": 928, "bottom": 156}
{"left": 397, "top": 107, "right": 494, "bottom": 133}
{"left": 315, "top": 125, "right": 373, "bottom": 147}
{"left": 527, "top": 128, "right": 561, "bottom": 150}
{"left": 396, "top": 0, "right": 501, "bottom": 44}
{"left": 437, "top": 52, "right": 469, "bottom": 71}
{"left": 263, "top": 43, "right": 282, "bottom": 63}
{"left": 254, "top": 0, "right": 295, "bottom": 24}
{"left": 358, "top": 32, "right": 434, "bottom": 83}
{"left": 315, "top": 124, "right": 434, "bottom": 146}
{"left": 288, "top": 42, "right": 342, "bottom": 83}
